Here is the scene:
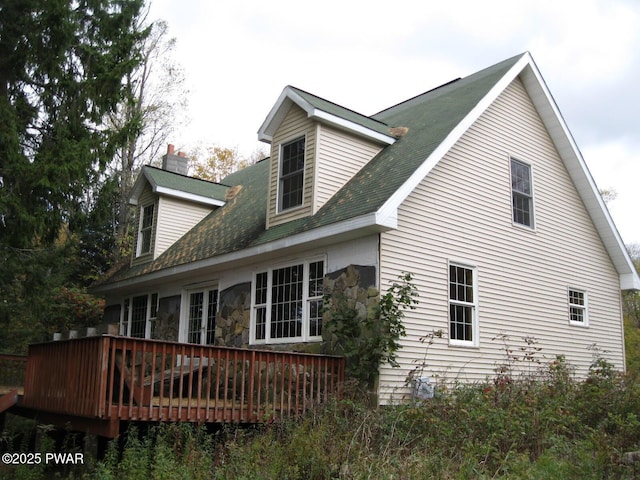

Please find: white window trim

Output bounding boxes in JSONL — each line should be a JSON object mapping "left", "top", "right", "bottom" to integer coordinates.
{"left": 448, "top": 261, "right": 479, "bottom": 347}
{"left": 179, "top": 284, "right": 219, "bottom": 344}
{"left": 120, "top": 293, "right": 158, "bottom": 339}
{"left": 136, "top": 203, "right": 155, "bottom": 257}
{"left": 568, "top": 287, "right": 589, "bottom": 327}
{"left": 509, "top": 157, "right": 536, "bottom": 231}
{"left": 276, "top": 135, "right": 306, "bottom": 214}
{"left": 250, "top": 257, "right": 325, "bottom": 345}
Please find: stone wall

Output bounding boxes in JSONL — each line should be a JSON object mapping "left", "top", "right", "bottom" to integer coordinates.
{"left": 216, "top": 282, "right": 251, "bottom": 347}
{"left": 154, "top": 295, "right": 180, "bottom": 341}
{"left": 215, "top": 265, "right": 379, "bottom": 354}
{"left": 322, "top": 265, "right": 379, "bottom": 355}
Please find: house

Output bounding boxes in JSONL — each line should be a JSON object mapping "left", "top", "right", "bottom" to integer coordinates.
{"left": 94, "top": 52, "right": 640, "bottom": 403}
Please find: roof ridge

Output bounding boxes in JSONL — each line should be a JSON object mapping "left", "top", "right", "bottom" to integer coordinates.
{"left": 288, "top": 85, "right": 390, "bottom": 127}
{"left": 144, "top": 164, "right": 233, "bottom": 188}
{"left": 371, "top": 78, "right": 461, "bottom": 117}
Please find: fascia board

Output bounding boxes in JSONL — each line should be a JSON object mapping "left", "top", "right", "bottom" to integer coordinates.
{"left": 258, "top": 86, "right": 395, "bottom": 145}
{"left": 375, "top": 51, "right": 639, "bottom": 291}
{"left": 376, "top": 53, "right": 532, "bottom": 226}
{"left": 129, "top": 169, "right": 152, "bottom": 205}
{"left": 520, "top": 58, "right": 640, "bottom": 290}
{"left": 154, "top": 186, "right": 226, "bottom": 207}
{"left": 258, "top": 87, "right": 312, "bottom": 142}
{"left": 93, "top": 212, "right": 394, "bottom": 293}
{"left": 311, "top": 109, "right": 396, "bottom": 145}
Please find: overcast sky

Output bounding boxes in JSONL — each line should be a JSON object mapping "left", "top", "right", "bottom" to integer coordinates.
{"left": 148, "top": 0, "right": 639, "bottom": 246}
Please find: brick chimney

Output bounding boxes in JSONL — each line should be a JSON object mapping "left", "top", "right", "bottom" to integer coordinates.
{"left": 162, "top": 144, "right": 189, "bottom": 175}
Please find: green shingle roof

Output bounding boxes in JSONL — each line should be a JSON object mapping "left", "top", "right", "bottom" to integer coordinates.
{"left": 142, "top": 165, "right": 229, "bottom": 203}
{"left": 101, "top": 54, "right": 524, "bottom": 286}
{"left": 288, "top": 86, "right": 392, "bottom": 138}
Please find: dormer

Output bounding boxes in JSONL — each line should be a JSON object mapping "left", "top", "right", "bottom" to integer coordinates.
{"left": 129, "top": 145, "right": 229, "bottom": 266}
{"left": 258, "top": 86, "right": 397, "bottom": 228}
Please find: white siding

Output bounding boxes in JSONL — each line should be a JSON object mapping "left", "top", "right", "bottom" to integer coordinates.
{"left": 155, "top": 196, "right": 213, "bottom": 257}
{"left": 379, "top": 77, "right": 624, "bottom": 403}
{"left": 314, "top": 124, "right": 383, "bottom": 212}
{"left": 267, "top": 104, "right": 316, "bottom": 228}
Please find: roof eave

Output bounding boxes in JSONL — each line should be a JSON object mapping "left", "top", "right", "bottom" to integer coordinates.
{"left": 155, "top": 186, "right": 226, "bottom": 207}
{"left": 93, "top": 212, "right": 396, "bottom": 294}
{"left": 519, "top": 57, "right": 640, "bottom": 291}
{"left": 376, "top": 52, "right": 639, "bottom": 291}
{"left": 258, "top": 86, "right": 395, "bottom": 145}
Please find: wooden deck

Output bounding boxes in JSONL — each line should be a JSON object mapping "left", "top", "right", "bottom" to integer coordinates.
{"left": 2, "top": 336, "right": 344, "bottom": 438}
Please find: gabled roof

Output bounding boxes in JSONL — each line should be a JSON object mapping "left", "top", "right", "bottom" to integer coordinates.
{"left": 130, "top": 165, "right": 229, "bottom": 207}
{"left": 258, "top": 85, "right": 396, "bottom": 145}
{"left": 97, "top": 53, "right": 640, "bottom": 292}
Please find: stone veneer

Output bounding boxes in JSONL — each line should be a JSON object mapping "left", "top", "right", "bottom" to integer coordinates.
{"left": 215, "top": 282, "right": 251, "bottom": 347}
{"left": 214, "top": 264, "right": 379, "bottom": 355}
{"left": 321, "top": 265, "right": 379, "bottom": 355}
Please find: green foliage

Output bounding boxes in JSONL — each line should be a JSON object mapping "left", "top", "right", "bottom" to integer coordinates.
{"left": 0, "top": 0, "right": 148, "bottom": 353}
{"left": 7, "top": 358, "right": 640, "bottom": 479}
{"left": 0, "top": 243, "right": 105, "bottom": 353}
{"left": 208, "top": 359, "right": 640, "bottom": 479}
{"left": 0, "top": 0, "right": 148, "bottom": 249}
{"left": 323, "top": 272, "right": 417, "bottom": 387}
{"left": 94, "top": 424, "right": 215, "bottom": 480}
{"left": 624, "top": 315, "right": 640, "bottom": 377}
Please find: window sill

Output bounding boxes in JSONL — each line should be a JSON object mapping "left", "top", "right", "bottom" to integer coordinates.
{"left": 276, "top": 204, "right": 306, "bottom": 216}
{"left": 448, "top": 341, "right": 479, "bottom": 349}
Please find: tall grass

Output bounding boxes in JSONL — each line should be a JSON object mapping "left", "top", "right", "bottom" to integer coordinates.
{"left": 2, "top": 356, "right": 640, "bottom": 479}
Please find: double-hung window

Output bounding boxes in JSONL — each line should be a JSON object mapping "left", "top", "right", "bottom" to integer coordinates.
{"left": 279, "top": 137, "right": 305, "bottom": 211}
{"left": 252, "top": 259, "right": 324, "bottom": 344}
{"left": 568, "top": 288, "right": 588, "bottom": 326}
{"left": 448, "top": 263, "right": 478, "bottom": 346}
{"left": 186, "top": 287, "right": 219, "bottom": 344}
{"left": 510, "top": 159, "right": 534, "bottom": 228}
{"left": 138, "top": 204, "right": 155, "bottom": 256}
{"left": 121, "top": 293, "right": 158, "bottom": 338}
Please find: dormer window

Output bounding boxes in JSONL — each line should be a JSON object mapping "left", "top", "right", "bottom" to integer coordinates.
{"left": 138, "top": 203, "right": 154, "bottom": 256}
{"left": 279, "top": 137, "right": 305, "bottom": 211}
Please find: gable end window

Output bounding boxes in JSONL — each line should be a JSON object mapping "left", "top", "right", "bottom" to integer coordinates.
{"left": 510, "top": 159, "right": 534, "bottom": 228}
{"left": 448, "top": 263, "right": 478, "bottom": 346}
{"left": 279, "top": 137, "right": 305, "bottom": 211}
{"left": 568, "top": 288, "right": 588, "bottom": 326}
{"left": 138, "top": 204, "right": 155, "bottom": 256}
{"left": 252, "top": 259, "right": 324, "bottom": 344}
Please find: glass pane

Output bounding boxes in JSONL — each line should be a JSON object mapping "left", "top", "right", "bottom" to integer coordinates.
{"left": 270, "top": 264, "right": 303, "bottom": 339}
{"left": 188, "top": 292, "right": 203, "bottom": 344}
{"left": 309, "top": 299, "right": 323, "bottom": 337}
{"left": 255, "top": 307, "right": 266, "bottom": 340}
{"left": 131, "top": 295, "right": 148, "bottom": 338}
{"left": 206, "top": 290, "right": 218, "bottom": 345}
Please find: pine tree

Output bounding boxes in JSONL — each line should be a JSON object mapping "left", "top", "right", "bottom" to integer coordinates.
{"left": 0, "top": 0, "right": 149, "bottom": 351}
{"left": 0, "top": 0, "right": 148, "bottom": 248}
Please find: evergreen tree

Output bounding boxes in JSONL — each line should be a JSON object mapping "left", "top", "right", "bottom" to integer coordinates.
{"left": 0, "top": 0, "right": 149, "bottom": 351}
{"left": 0, "top": 0, "right": 148, "bottom": 248}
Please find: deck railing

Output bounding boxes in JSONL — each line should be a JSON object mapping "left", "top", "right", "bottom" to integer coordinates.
{"left": 22, "top": 336, "right": 344, "bottom": 424}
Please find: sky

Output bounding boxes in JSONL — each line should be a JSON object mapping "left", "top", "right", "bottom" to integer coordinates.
{"left": 148, "top": 0, "right": 639, "bottom": 246}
